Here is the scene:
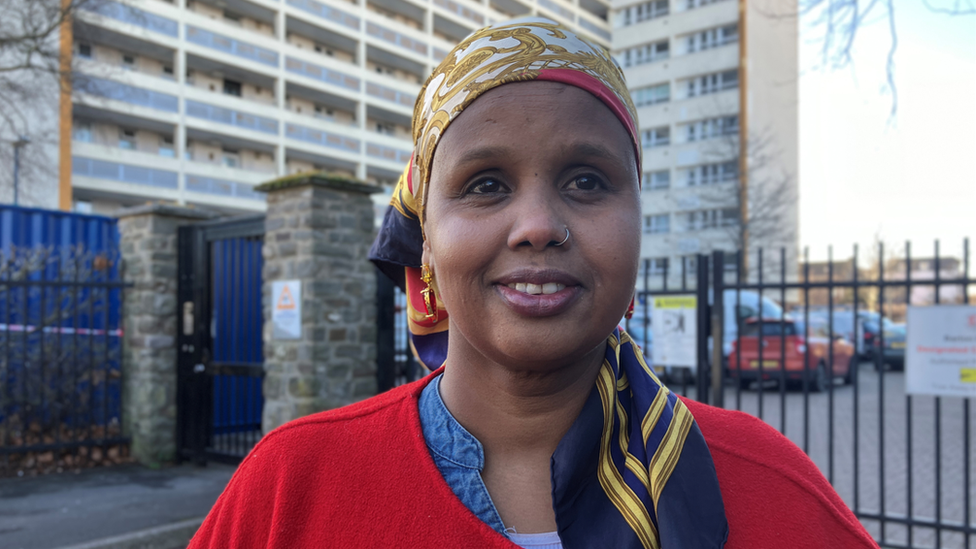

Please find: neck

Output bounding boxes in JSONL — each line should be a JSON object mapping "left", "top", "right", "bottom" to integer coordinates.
{"left": 438, "top": 339, "right": 606, "bottom": 457}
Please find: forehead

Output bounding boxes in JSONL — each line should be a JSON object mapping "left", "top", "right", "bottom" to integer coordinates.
{"left": 434, "top": 81, "right": 633, "bottom": 161}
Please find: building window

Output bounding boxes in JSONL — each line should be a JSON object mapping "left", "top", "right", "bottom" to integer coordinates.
{"left": 642, "top": 126, "right": 670, "bottom": 148}
{"left": 620, "top": 0, "right": 668, "bottom": 27}
{"left": 645, "top": 169, "right": 670, "bottom": 189}
{"left": 686, "top": 24, "right": 738, "bottom": 53}
{"left": 159, "top": 136, "right": 175, "bottom": 158}
{"left": 162, "top": 64, "right": 174, "bottom": 76}
{"left": 632, "top": 83, "right": 669, "bottom": 107}
{"left": 684, "top": 115, "right": 739, "bottom": 142}
{"left": 73, "top": 122, "right": 93, "bottom": 142}
{"left": 119, "top": 129, "right": 136, "bottom": 150}
{"left": 683, "top": 208, "right": 738, "bottom": 231}
{"left": 223, "top": 79, "right": 242, "bottom": 97}
{"left": 122, "top": 54, "right": 136, "bottom": 68}
{"left": 222, "top": 149, "right": 240, "bottom": 168}
{"left": 644, "top": 214, "right": 670, "bottom": 234}
{"left": 376, "top": 122, "right": 395, "bottom": 135}
{"left": 686, "top": 70, "right": 738, "bottom": 97}
{"left": 686, "top": 0, "right": 731, "bottom": 9}
{"left": 686, "top": 161, "right": 738, "bottom": 186}
{"left": 223, "top": 11, "right": 241, "bottom": 25}
{"left": 622, "top": 40, "right": 669, "bottom": 68}
{"left": 78, "top": 43, "right": 92, "bottom": 59}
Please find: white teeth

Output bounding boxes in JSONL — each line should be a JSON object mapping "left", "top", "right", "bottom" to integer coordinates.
{"left": 542, "top": 283, "right": 563, "bottom": 295}
{"left": 506, "top": 282, "right": 567, "bottom": 295}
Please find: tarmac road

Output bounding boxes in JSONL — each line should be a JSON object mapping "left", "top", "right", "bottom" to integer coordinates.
{"left": 673, "top": 360, "right": 976, "bottom": 549}
{"left": 0, "top": 463, "right": 235, "bottom": 549}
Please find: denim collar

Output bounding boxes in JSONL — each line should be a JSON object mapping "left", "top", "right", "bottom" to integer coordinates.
{"left": 419, "top": 374, "right": 485, "bottom": 470}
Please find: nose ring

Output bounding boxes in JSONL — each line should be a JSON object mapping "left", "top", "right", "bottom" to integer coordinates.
{"left": 554, "top": 228, "right": 570, "bottom": 247}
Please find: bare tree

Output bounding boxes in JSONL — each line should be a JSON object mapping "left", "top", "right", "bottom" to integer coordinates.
{"left": 800, "top": 0, "right": 975, "bottom": 118}
{"left": 693, "top": 126, "right": 798, "bottom": 272}
{"left": 0, "top": 0, "right": 121, "bottom": 207}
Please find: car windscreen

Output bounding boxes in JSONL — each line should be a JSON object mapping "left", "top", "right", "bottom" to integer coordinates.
{"left": 741, "top": 321, "right": 800, "bottom": 337}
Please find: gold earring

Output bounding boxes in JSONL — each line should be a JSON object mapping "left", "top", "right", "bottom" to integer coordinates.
{"left": 420, "top": 264, "right": 438, "bottom": 322}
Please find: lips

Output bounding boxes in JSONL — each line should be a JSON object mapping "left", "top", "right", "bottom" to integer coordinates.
{"left": 494, "top": 269, "right": 582, "bottom": 317}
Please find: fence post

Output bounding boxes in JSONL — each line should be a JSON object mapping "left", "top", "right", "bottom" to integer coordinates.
{"left": 115, "top": 204, "right": 220, "bottom": 467}
{"left": 256, "top": 174, "right": 384, "bottom": 433}
{"left": 375, "top": 270, "right": 396, "bottom": 392}
{"left": 695, "top": 254, "right": 710, "bottom": 403}
{"left": 711, "top": 251, "right": 725, "bottom": 408}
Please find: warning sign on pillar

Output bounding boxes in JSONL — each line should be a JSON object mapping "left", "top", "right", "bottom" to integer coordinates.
{"left": 272, "top": 280, "right": 302, "bottom": 340}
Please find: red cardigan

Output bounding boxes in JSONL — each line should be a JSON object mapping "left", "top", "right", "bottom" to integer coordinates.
{"left": 189, "top": 376, "right": 876, "bottom": 548}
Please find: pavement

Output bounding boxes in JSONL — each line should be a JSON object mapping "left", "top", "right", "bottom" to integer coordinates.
{"left": 0, "top": 462, "right": 236, "bottom": 549}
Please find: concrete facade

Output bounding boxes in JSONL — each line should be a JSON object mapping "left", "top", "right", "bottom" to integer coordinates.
{"left": 257, "top": 174, "right": 383, "bottom": 432}
{"left": 611, "top": 0, "right": 798, "bottom": 283}
{"left": 64, "top": 0, "right": 612, "bottom": 217}
{"left": 116, "top": 203, "right": 219, "bottom": 467}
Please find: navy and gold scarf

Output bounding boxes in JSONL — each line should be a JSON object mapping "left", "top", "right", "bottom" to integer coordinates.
{"left": 369, "top": 17, "right": 728, "bottom": 548}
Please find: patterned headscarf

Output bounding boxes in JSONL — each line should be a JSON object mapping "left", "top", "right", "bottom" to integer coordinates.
{"left": 369, "top": 17, "right": 728, "bottom": 549}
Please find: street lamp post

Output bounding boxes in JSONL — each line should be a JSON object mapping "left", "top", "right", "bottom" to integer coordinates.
{"left": 12, "top": 135, "right": 30, "bottom": 206}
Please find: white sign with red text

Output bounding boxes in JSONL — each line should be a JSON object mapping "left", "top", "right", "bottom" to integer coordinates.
{"left": 905, "top": 305, "right": 976, "bottom": 397}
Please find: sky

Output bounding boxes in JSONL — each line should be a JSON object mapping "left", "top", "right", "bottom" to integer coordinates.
{"left": 798, "top": 1, "right": 976, "bottom": 263}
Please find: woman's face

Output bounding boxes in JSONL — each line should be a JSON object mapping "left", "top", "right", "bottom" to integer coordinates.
{"left": 424, "top": 81, "right": 641, "bottom": 370}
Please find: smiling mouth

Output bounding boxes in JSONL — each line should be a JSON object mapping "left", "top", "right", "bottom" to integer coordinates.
{"left": 505, "top": 282, "right": 567, "bottom": 295}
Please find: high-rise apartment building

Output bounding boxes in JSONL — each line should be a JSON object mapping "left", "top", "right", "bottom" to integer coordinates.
{"left": 64, "top": 0, "right": 611, "bottom": 214}
{"left": 611, "top": 0, "right": 798, "bottom": 282}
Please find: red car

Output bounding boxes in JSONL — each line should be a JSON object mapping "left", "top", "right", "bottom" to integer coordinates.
{"left": 727, "top": 318, "right": 856, "bottom": 392}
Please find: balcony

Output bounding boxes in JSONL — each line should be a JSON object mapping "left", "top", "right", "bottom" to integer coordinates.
{"left": 285, "top": 56, "right": 360, "bottom": 92}
{"left": 79, "top": 0, "right": 178, "bottom": 38}
{"left": 285, "top": 123, "right": 361, "bottom": 153}
{"left": 286, "top": 0, "right": 361, "bottom": 30}
{"left": 537, "top": 0, "right": 577, "bottom": 24}
{"left": 185, "top": 174, "right": 264, "bottom": 201}
{"left": 366, "top": 20, "right": 428, "bottom": 57}
{"left": 366, "top": 141, "right": 411, "bottom": 165}
{"left": 366, "top": 81, "right": 417, "bottom": 110}
{"left": 185, "top": 98, "right": 280, "bottom": 135}
{"left": 432, "top": 0, "right": 486, "bottom": 27}
{"left": 72, "top": 155, "right": 179, "bottom": 190}
{"left": 186, "top": 25, "right": 279, "bottom": 68}
{"left": 75, "top": 75, "right": 179, "bottom": 113}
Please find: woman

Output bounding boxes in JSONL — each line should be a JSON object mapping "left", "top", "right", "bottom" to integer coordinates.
{"left": 190, "top": 18, "right": 875, "bottom": 548}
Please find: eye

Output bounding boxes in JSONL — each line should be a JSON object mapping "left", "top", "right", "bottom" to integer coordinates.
{"left": 566, "top": 174, "right": 605, "bottom": 191}
{"left": 468, "top": 177, "right": 506, "bottom": 194}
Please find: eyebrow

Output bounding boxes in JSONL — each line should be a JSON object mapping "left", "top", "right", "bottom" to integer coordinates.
{"left": 454, "top": 142, "right": 626, "bottom": 166}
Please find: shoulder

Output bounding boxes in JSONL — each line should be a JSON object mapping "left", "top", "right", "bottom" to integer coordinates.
{"left": 680, "top": 397, "right": 876, "bottom": 548}
{"left": 188, "top": 377, "right": 434, "bottom": 548}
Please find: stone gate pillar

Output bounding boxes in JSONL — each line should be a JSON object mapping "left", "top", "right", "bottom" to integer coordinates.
{"left": 256, "top": 174, "right": 383, "bottom": 433}
{"left": 116, "top": 204, "right": 219, "bottom": 467}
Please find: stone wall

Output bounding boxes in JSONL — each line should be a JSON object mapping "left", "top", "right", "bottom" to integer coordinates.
{"left": 116, "top": 204, "right": 218, "bottom": 467}
{"left": 257, "top": 174, "right": 383, "bottom": 433}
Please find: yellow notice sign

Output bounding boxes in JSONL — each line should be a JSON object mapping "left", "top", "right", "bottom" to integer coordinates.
{"left": 651, "top": 294, "right": 697, "bottom": 370}
{"left": 962, "top": 369, "right": 976, "bottom": 384}
{"left": 653, "top": 296, "right": 697, "bottom": 309}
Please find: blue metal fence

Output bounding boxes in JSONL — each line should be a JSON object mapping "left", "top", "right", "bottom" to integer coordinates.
{"left": 0, "top": 206, "right": 127, "bottom": 471}
{"left": 210, "top": 237, "right": 264, "bottom": 437}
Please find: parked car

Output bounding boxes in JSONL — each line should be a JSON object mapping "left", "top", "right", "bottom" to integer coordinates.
{"left": 727, "top": 317, "right": 857, "bottom": 391}
{"left": 807, "top": 310, "right": 906, "bottom": 370}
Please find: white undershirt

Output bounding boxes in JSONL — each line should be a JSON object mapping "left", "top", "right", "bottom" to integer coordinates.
{"left": 507, "top": 531, "right": 563, "bottom": 549}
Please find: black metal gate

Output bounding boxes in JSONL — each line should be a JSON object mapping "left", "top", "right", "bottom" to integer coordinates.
{"left": 177, "top": 216, "right": 264, "bottom": 464}
{"left": 636, "top": 241, "right": 974, "bottom": 549}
